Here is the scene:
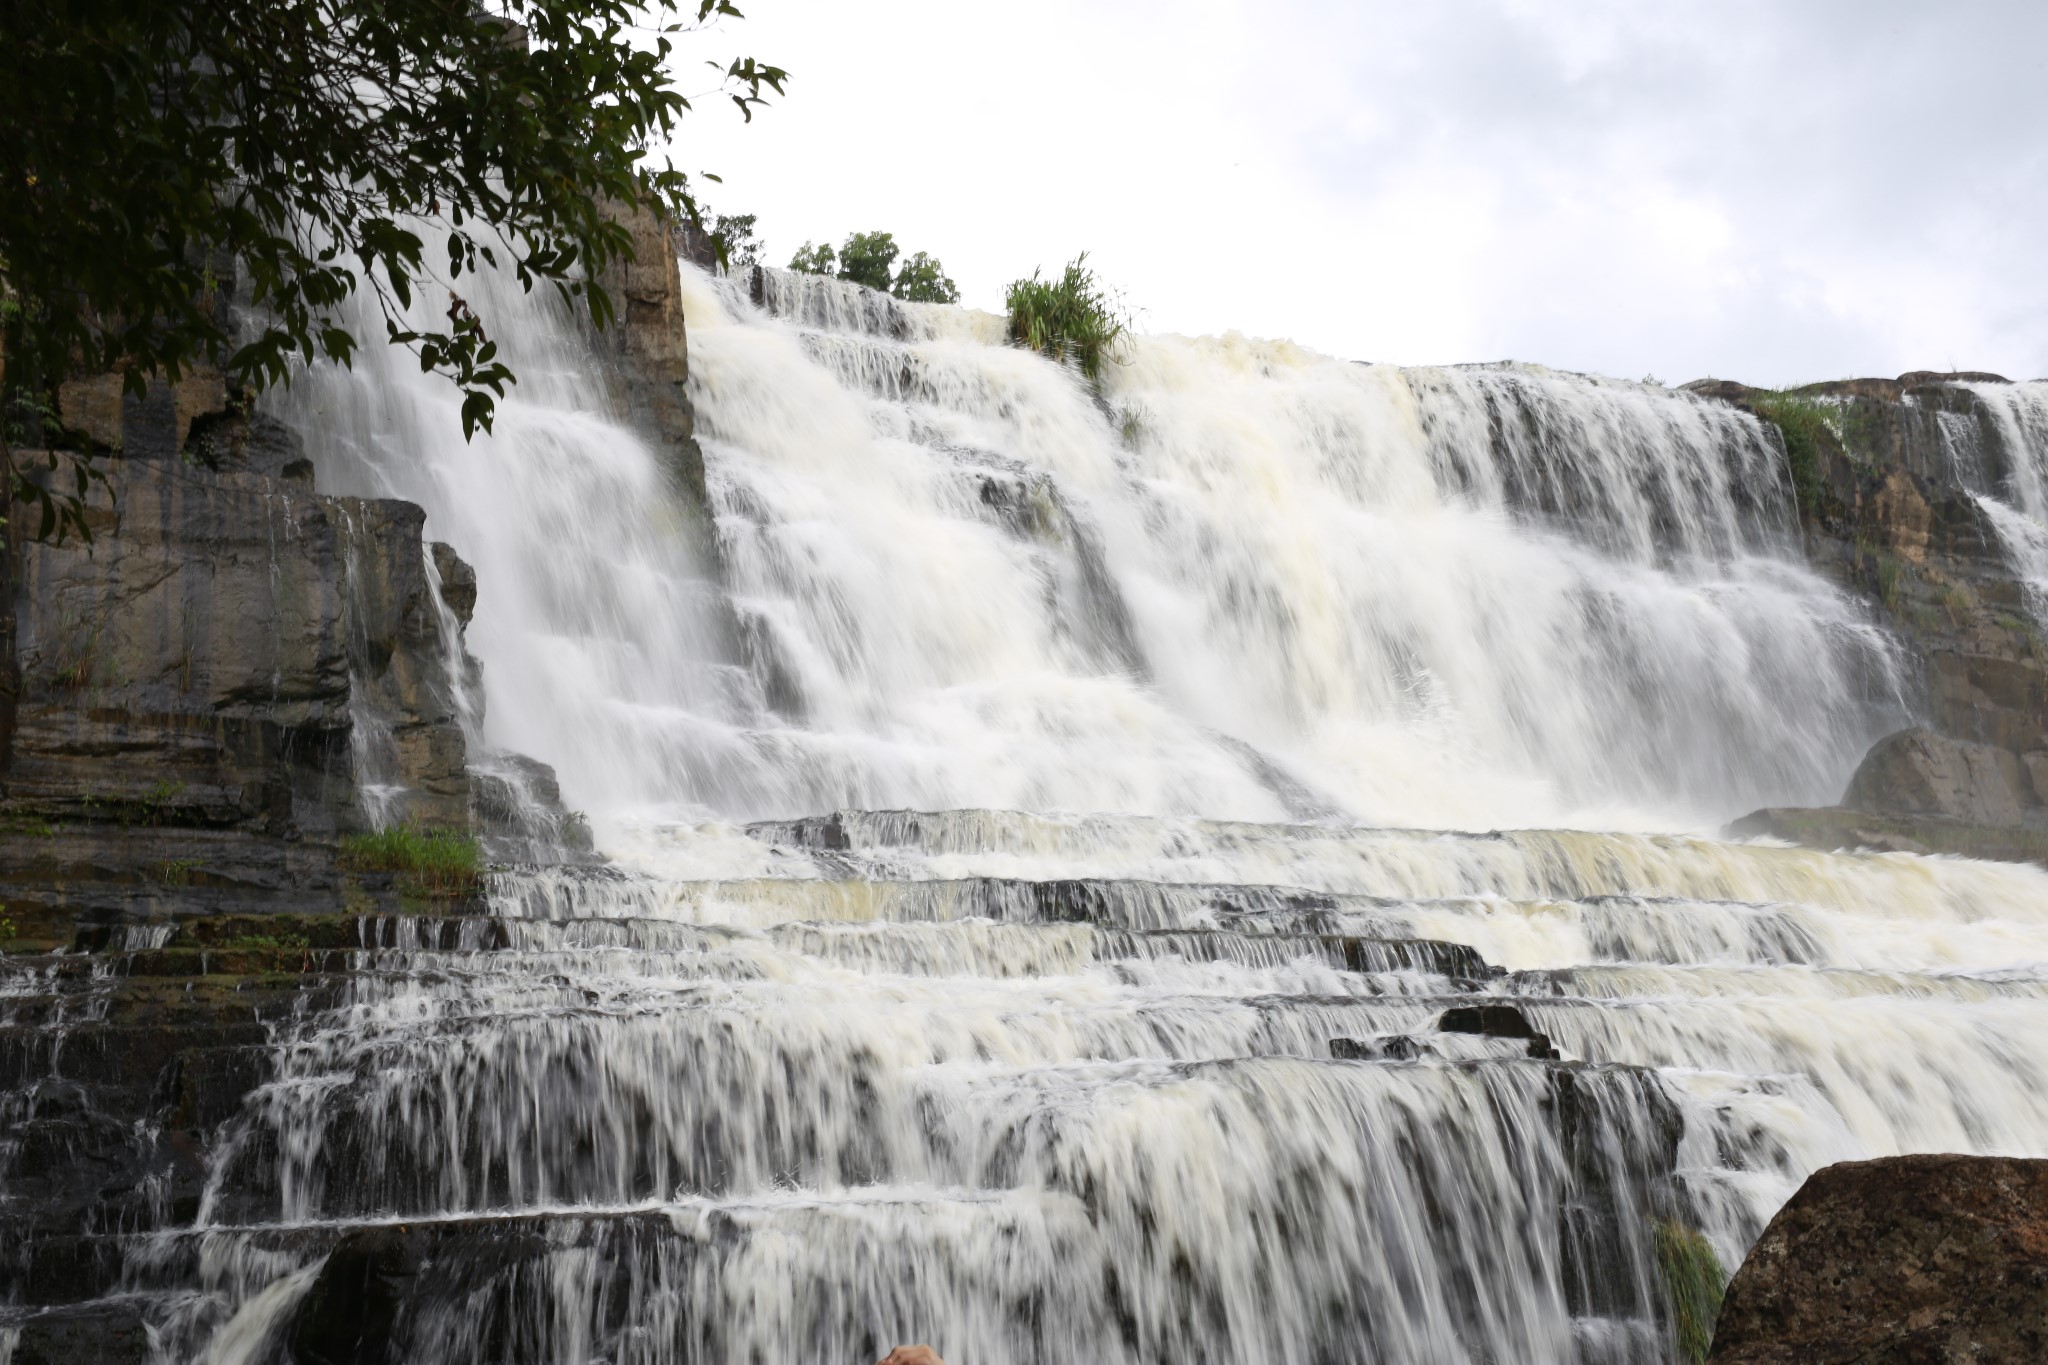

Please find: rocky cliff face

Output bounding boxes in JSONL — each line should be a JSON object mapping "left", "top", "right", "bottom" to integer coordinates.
{"left": 1690, "top": 374, "right": 2048, "bottom": 858}
{"left": 0, "top": 415, "right": 477, "bottom": 949}
{"left": 0, "top": 216, "right": 692, "bottom": 1358}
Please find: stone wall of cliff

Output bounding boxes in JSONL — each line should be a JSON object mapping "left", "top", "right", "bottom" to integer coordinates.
{"left": 1688, "top": 373, "right": 2048, "bottom": 857}
{"left": 0, "top": 395, "right": 484, "bottom": 950}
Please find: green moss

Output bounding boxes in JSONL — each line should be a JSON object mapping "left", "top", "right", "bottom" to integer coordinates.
{"left": 1939, "top": 581, "right": 1975, "bottom": 624}
{"left": 1749, "top": 391, "right": 1837, "bottom": 521}
{"left": 338, "top": 826, "right": 482, "bottom": 897}
{"left": 158, "top": 857, "right": 203, "bottom": 887}
{"left": 1656, "top": 1218, "right": 1727, "bottom": 1363}
{"left": 1875, "top": 552, "right": 1909, "bottom": 611}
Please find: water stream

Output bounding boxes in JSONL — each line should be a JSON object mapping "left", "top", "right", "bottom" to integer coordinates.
{"left": 116, "top": 266, "right": 2048, "bottom": 1361}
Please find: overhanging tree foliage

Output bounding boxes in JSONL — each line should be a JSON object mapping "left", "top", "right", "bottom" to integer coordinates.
{"left": 0, "top": 0, "right": 783, "bottom": 540}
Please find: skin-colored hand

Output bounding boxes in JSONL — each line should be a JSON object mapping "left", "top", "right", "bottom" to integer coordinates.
{"left": 877, "top": 1349, "right": 945, "bottom": 1365}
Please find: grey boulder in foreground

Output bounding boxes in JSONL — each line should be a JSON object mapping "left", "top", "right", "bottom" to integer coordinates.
{"left": 1710, "top": 1154, "right": 2048, "bottom": 1363}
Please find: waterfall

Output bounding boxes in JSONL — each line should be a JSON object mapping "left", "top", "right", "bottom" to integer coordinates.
{"left": 1961, "top": 381, "right": 2048, "bottom": 627}
{"left": 128, "top": 261, "right": 2046, "bottom": 1365}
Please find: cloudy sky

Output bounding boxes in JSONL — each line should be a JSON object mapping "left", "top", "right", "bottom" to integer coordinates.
{"left": 678, "top": 0, "right": 2046, "bottom": 386}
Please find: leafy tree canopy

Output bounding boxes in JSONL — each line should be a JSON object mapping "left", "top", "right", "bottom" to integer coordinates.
{"left": 787, "top": 230, "right": 957, "bottom": 305}
{"left": 709, "top": 213, "right": 762, "bottom": 269}
{"left": 834, "top": 230, "right": 899, "bottom": 292}
{"left": 0, "top": 0, "right": 783, "bottom": 540}
{"left": 787, "top": 240, "right": 837, "bottom": 275}
{"left": 892, "top": 251, "right": 959, "bottom": 305}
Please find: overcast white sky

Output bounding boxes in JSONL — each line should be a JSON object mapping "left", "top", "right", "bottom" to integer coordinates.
{"left": 677, "top": 0, "right": 2047, "bottom": 385}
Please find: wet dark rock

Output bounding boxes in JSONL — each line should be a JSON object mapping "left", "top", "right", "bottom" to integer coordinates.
{"left": 1709, "top": 1154, "right": 2048, "bottom": 1364}
{"left": 1440, "top": 1003, "right": 1561, "bottom": 1059}
{"left": 281, "top": 1213, "right": 683, "bottom": 1365}
{"left": 1331, "top": 1035, "right": 1419, "bottom": 1061}
{"left": 286, "top": 1224, "right": 437, "bottom": 1365}
{"left": 429, "top": 542, "right": 478, "bottom": 626}
{"left": 469, "top": 752, "right": 597, "bottom": 863}
{"left": 2, "top": 1300, "right": 153, "bottom": 1365}
{"left": 0, "top": 904, "right": 493, "bottom": 1322}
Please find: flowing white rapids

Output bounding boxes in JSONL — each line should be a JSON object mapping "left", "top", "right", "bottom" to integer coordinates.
{"left": 137, "top": 266, "right": 2048, "bottom": 1364}
{"left": 1964, "top": 380, "right": 2048, "bottom": 627}
{"left": 280, "top": 262, "right": 1909, "bottom": 835}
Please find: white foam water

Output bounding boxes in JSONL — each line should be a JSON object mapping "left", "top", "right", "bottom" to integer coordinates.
{"left": 136, "top": 264, "right": 2047, "bottom": 1364}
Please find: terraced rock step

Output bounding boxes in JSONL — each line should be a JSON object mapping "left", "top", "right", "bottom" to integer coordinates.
{"left": 7, "top": 806, "right": 2048, "bottom": 1363}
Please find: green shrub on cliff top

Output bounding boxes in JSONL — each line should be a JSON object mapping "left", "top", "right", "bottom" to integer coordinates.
{"left": 787, "top": 232, "right": 960, "bottom": 303}
{"left": 1749, "top": 391, "right": 1837, "bottom": 521}
{"left": 1005, "top": 254, "right": 1128, "bottom": 385}
{"left": 892, "top": 251, "right": 960, "bottom": 305}
{"left": 339, "top": 826, "right": 481, "bottom": 896}
{"left": 1656, "top": 1218, "right": 1727, "bottom": 1363}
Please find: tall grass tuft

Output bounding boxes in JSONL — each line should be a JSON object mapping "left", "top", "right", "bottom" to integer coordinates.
{"left": 1656, "top": 1218, "right": 1728, "bottom": 1363}
{"left": 1005, "top": 253, "right": 1127, "bottom": 384}
{"left": 1749, "top": 390, "right": 1837, "bottom": 521}
{"left": 339, "top": 826, "right": 482, "bottom": 896}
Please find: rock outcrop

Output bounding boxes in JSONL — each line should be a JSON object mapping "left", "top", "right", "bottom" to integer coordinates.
{"left": 1703, "top": 373, "right": 2048, "bottom": 865}
{"left": 0, "top": 435, "right": 478, "bottom": 945}
{"left": 1842, "top": 726, "right": 2029, "bottom": 823}
{"left": 1709, "top": 1155, "right": 2048, "bottom": 1363}
{"left": 1701, "top": 376, "right": 2048, "bottom": 753}
{"left": 1728, "top": 725, "right": 2048, "bottom": 866}
{"left": 593, "top": 204, "right": 709, "bottom": 522}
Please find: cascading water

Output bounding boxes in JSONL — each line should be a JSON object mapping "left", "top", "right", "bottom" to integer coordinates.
{"left": 112, "top": 262, "right": 2047, "bottom": 1363}
{"left": 1961, "top": 381, "right": 2048, "bottom": 626}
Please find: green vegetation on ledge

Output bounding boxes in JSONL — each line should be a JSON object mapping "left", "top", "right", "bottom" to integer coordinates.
{"left": 1656, "top": 1217, "right": 1728, "bottom": 1363}
{"left": 1748, "top": 390, "right": 1837, "bottom": 521}
{"left": 1005, "top": 253, "right": 1127, "bottom": 385}
{"left": 339, "top": 827, "right": 482, "bottom": 897}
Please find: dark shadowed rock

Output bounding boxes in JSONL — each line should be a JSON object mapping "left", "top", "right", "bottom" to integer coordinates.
{"left": 1844, "top": 727, "right": 2025, "bottom": 824}
{"left": 3, "top": 1300, "right": 153, "bottom": 1365}
{"left": 1439, "top": 1003, "right": 1562, "bottom": 1059}
{"left": 1709, "top": 1155, "right": 2048, "bottom": 1364}
{"left": 1896, "top": 370, "right": 2009, "bottom": 387}
{"left": 286, "top": 1225, "right": 429, "bottom": 1365}
{"left": 429, "top": 542, "right": 478, "bottom": 626}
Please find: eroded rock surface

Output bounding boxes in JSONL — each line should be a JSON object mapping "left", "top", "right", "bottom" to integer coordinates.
{"left": 1709, "top": 1155, "right": 2048, "bottom": 1364}
{"left": 1844, "top": 726, "right": 2027, "bottom": 823}
{"left": 0, "top": 450, "right": 477, "bottom": 943}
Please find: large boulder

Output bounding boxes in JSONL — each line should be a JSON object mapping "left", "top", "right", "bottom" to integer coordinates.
{"left": 1842, "top": 727, "right": 2025, "bottom": 825}
{"left": 1709, "top": 1155, "right": 2048, "bottom": 1363}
